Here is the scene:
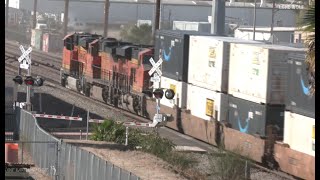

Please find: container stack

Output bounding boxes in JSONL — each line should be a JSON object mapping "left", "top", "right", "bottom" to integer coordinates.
{"left": 187, "top": 36, "right": 261, "bottom": 122}
{"left": 228, "top": 43, "right": 306, "bottom": 137}
{"left": 283, "top": 53, "right": 315, "bottom": 156}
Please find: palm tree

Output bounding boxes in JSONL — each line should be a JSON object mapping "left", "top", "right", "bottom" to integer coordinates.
{"left": 301, "top": 4, "right": 315, "bottom": 95}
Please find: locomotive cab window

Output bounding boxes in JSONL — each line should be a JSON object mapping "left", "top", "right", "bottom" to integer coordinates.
{"left": 142, "top": 55, "right": 153, "bottom": 65}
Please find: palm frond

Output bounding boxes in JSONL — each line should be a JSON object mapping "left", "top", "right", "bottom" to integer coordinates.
{"left": 300, "top": 4, "right": 315, "bottom": 95}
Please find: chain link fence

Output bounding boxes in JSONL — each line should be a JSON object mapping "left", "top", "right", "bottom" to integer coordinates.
{"left": 17, "top": 107, "right": 140, "bottom": 180}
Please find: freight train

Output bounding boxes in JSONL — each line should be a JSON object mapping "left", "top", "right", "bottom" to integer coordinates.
{"left": 60, "top": 31, "right": 314, "bottom": 179}
{"left": 61, "top": 32, "right": 154, "bottom": 117}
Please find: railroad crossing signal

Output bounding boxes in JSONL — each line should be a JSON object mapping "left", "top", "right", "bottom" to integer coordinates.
{"left": 18, "top": 45, "right": 32, "bottom": 70}
{"left": 148, "top": 57, "right": 163, "bottom": 77}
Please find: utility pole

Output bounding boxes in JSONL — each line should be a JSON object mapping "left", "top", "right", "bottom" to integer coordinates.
{"left": 33, "top": 0, "right": 38, "bottom": 29}
{"left": 63, "top": 0, "right": 69, "bottom": 36}
{"left": 152, "top": 0, "right": 161, "bottom": 43}
{"left": 211, "top": 0, "right": 225, "bottom": 35}
{"left": 270, "top": 0, "right": 276, "bottom": 44}
{"left": 104, "top": 0, "right": 110, "bottom": 37}
{"left": 253, "top": 0, "right": 257, "bottom": 40}
{"left": 5, "top": 0, "right": 9, "bottom": 27}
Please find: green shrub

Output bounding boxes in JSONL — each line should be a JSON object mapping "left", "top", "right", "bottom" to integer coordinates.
{"left": 90, "top": 120, "right": 126, "bottom": 143}
{"left": 209, "top": 148, "right": 251, "bottom": 180}
{"left": 91, "top": 121, "right": 196, "bottom": 171}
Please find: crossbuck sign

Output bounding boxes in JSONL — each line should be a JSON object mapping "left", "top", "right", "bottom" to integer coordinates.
{"left": 18, "top": 45, "right": 32, "bottom": 70}
{"left": 148, "top": 57, "right": 163, "bottom": 81}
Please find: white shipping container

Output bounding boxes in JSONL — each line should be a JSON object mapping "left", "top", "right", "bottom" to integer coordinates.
{"left": 284, "top": 111, "right": 315, "bottom": 156}
{"left": 188, "top": 36, "right": 261, "bottom": 92}
{"left": 228, "top": 43, "right": 305, "bottom": 105}
{"left": 187, "top": 84, "right": 229, "bottom": 121}
{"left": 154, "top": 76, "right": 188, "bottom": 109}
{"left": 172, "top": 21, "right": 211, "bottom": 33}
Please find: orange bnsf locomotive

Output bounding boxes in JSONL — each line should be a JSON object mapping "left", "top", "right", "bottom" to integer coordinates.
{"left": 60, "top": 32, "right": 154, "bottom": 117}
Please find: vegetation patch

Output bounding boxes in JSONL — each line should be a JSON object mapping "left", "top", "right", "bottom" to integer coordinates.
{"left": 90, "top": 119, "right": 200, "bottom": 177}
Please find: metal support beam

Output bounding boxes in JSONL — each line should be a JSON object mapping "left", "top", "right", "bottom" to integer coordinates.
{"left": 5, "top": 0, "right": 9, "bottom": 27}
{"left": 104, "top": 0, "right": 110, "bottom": 37}
{"left": 253, "top": 0, "right": 257, "bottom": 40}
{"left": 211, "top": 0, "right": 225, "bottom": 35}
{"left": 63, "top": 0, "right": 69, "bottom": 36}
{"left": 33, "top": 0, "right": 38, "bottom": 29}
{"left": 152, "top": 0, "right": 161, "bottom": 43}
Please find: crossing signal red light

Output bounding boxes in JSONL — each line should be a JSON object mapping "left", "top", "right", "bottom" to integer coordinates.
{"left": 165, "top": 89, "right": 175, "bottom": 100}
{"left": 12, "top": 76, "right": 23, "bottom": 85}
{"left": 24, "top": 76, "right": 34, "bottom": 86}
{"left": 153, "top": 88, "right": 164, "bottom": 99}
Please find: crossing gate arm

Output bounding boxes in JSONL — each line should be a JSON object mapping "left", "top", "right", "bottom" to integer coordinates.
{"left": 33, "top": 114, "right": 82, "bottom": 121}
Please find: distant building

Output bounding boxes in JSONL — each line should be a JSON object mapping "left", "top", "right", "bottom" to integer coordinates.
{"left": 6, "top": 7, "right": 23, "bottom": 26}
{"left": 234, "top": 26, "right": 299, "bottom": 44}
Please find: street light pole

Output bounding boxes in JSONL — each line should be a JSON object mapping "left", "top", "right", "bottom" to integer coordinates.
{"left": 253, "top": 0, "right": 257, "bottom": 40}
{"left": 152, "top": 0, "right": 161, "bottom": 43}
{"left": 270, "top": 0, "right": 276, "bottom": 44}
{"left": 32, "top": 0, "right": 38, "bottom": 29}
{"left": 63, "top": 0, "right": 69, "bottom": 36}
{"left": 103, "top": 0, "right": 110, "bottom": 37}
{"left": 5, "top": 0, "right": 9, "bottom": 27}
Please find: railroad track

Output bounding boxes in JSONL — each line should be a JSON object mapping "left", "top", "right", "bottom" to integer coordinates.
{"left": 5, "top": 43, "right": 152, "bottom": 126}
{"left": 5, "top": 41, "right": 62, "bottom": 69}
{"left": 5, "top": 41, "right": 297, "bottom": 180}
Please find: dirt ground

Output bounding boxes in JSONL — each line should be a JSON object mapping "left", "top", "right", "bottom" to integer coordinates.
{"left": 64, "top": 139, "right": 187, "bottom": 180}
{"left": 18, "top": 148, "right": 54, "bottom": 180}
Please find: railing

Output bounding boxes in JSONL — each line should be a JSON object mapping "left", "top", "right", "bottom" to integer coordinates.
{"left": 18, "top": 108, "right": 140, "bottom": 180}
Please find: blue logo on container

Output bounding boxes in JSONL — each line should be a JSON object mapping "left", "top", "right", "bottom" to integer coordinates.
{"left": 300, "top": 75, "right": 310, "bottom": 95}
{"left": 237, "top": 117, "right": 250, "bottom": 133}
{"left": 162, "top": 47, "right": 172, "bottom": 61}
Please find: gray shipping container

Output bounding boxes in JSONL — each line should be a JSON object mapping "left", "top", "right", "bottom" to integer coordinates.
{"left": 286, "top": 54, "right": 315, "bottom": 118}
{"left": 227, "top": 95, "right": 285, "bottom": 137}
{"left": 155, "top": 30, "right": 212, "bottom": 82}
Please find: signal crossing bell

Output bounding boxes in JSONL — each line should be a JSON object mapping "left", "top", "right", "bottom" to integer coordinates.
{"left": 34, "top": 76, "right": 45, "bottom": 86}
{"left": 164, "top": 89, "right": 175, "bottom": 100}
